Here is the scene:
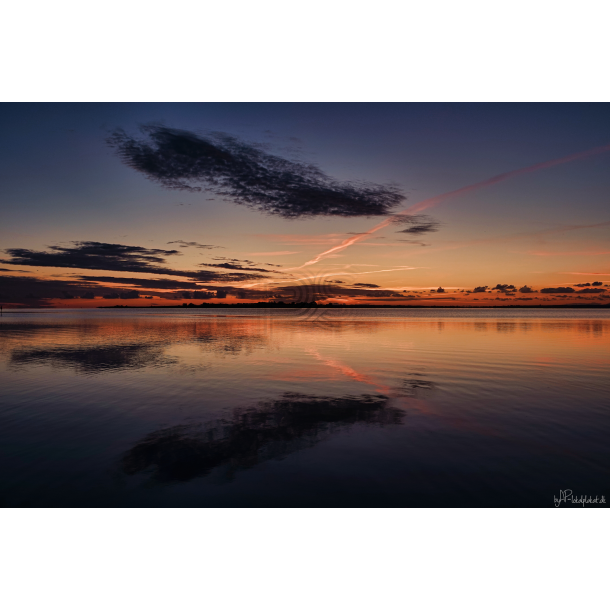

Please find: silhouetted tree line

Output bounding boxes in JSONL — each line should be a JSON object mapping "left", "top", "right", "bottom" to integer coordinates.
{"left": 101, "top": 301, "right": 610, "bottom": 309}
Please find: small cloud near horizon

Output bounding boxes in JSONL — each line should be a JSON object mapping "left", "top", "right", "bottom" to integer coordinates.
{"left": 391, "top": 214, "right": 440, "bottom": 235}
{"left": 167, "top": 240, "right": 222, "bottom": 249}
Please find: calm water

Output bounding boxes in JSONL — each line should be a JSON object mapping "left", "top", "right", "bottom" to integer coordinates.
{"left": 1, "top": 308, "right": 609, "bottom": 507}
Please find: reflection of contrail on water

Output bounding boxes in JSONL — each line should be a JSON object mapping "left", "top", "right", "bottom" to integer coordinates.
{"left": 291, "top": 143, "right": 610, "bottom": 269}
{"left": 306, "top": 348, "right": 391, "bottom": 394}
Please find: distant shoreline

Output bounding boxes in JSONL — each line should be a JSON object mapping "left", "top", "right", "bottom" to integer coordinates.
{"left": 96, "top": 302, "right": 610, "bottom": 309}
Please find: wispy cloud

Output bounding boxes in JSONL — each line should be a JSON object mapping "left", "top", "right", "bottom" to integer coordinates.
{"left": 526, "top": 249, "right": 610, "bottom": 256}
{"left": 561, "top": 271, "right": 610, "bottom": 275}
{"left": 108, "top": 125, "right": 405, "bottom": 218}
{"left": 199, "top": 260, "right": 282, "bottom": 273}
{"left": 391, "top": 214, "right": 440, "bottom": 235}
{"left": 77, "top": 275, "right": 201, "bottom": 290}
{"left": 247, "top": 251, "right": 301, "bottom": 256}
{"left": 167, "top": 240, "right": 222, "bottom": 249}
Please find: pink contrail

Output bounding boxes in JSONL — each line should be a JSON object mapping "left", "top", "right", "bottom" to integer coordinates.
{"left": 241, "top": 266, "right": 419, "bottom": 289}
{"left": 292, "top": 143, "right": 610, "bottom": 269}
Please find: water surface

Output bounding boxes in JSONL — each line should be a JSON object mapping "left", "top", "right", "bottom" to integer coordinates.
{"left": 1, "top": 308, "right": 609, "bottom": 507}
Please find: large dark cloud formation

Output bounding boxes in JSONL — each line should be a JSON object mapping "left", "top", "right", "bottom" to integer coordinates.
{"left": 107, "top": 125, "right": 406, "bottom": 219}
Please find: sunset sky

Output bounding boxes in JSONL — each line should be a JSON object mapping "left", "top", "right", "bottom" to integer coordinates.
{"left": 1, "top": 102, "right": 609, "bottom": 307}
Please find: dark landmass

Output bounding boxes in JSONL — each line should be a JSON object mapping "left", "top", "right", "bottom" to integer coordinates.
{"left": 99, "top": 301, "right": 610, "bottom": 309}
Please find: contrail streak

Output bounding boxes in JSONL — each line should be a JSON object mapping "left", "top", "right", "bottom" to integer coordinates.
{"left": 241, "top": 266, "right": 419, "bottom": 289}
{"left": 291, "top": 143, "right": 610, "bottom": 269}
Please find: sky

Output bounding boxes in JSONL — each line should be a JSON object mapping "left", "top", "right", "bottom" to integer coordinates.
{"left": 1, "top": 102, "right": 609, "bottom": 307}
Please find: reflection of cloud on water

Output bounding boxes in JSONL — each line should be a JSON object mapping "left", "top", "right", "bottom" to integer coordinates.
{"left": 2, "top": 319, "right": 270, "bottom": 372}
{"left": 576, "top": 321, "right": 605, "bottom": 337}
{"left": 10, "top": 343, "right": 175, "bottom": 374}
{"left": 122, "top": 393, "right": 404, "bottom": 483}
{"left": 191, "top": 325, "right": 267, "bottom": 355}
{"left": 399, "top": 375, "right": 435, "bottom": 397}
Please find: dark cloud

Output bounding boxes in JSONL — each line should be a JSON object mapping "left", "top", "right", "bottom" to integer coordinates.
{"left": 397, "top": 240, "right": 431, "bottom": 246}
{"left": 436, "top": 287, "right": 445, "bottom": 293}
{"left": 0, "top": 274, "right": 102, "bottom": 305}
{"left": 493, "top": 284, "right": 516, "bottom": 292}
{"left": 107, "top": 125, "right": 405, "bottom": 219}
{"left": 212, "top": 257, "right": 282, "bottom": 268}
{"left": 592, "top": 281, "right": 603, "bottom": 286}
{"left": 103, "top": 290, "right": 141, "bottom": 301}
{"left": 199, "top": 261, "right": 280, "bottom": 273}
{"left": 352, "top": 283, "right": 380, "bottom": 288}
{"left": 391, "top": 214, "right": 440, "bottom": 235}
{"left": 78, "top": 275, "right": 200, "bottom": 290}
{"left": 189, "top": 270, "right": 268, "bottom": 282}
{"left": 518, "top": 285, "right": 536, "bottom": 293}
{"left": 256, "top": 283, "right": 401, "bottom": 301}
{"left": 122, "top": 393, "right": 402, "bottom": 482}
{"left": 472, "top": 286, "right": 488, "bottom": 293}
{"left": 1, "top": 241, "right": 181, "bottom": 275}
{"left": 540, "top": 287, "right": 575, "bottom": 293}
{"left": 119, "top": 290, "right": 140, "bottom": 299}
{"left": 167, "top": 240, "right": 222, "bottom": 249}
{"left": 212, "top": 257, "right": 254, "bottom": 264}
{"left": 1, "top": 242, "right": 269, "bottom": 283}
{"left": 577, "top": 288, "right": 606, "bottom": 293}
